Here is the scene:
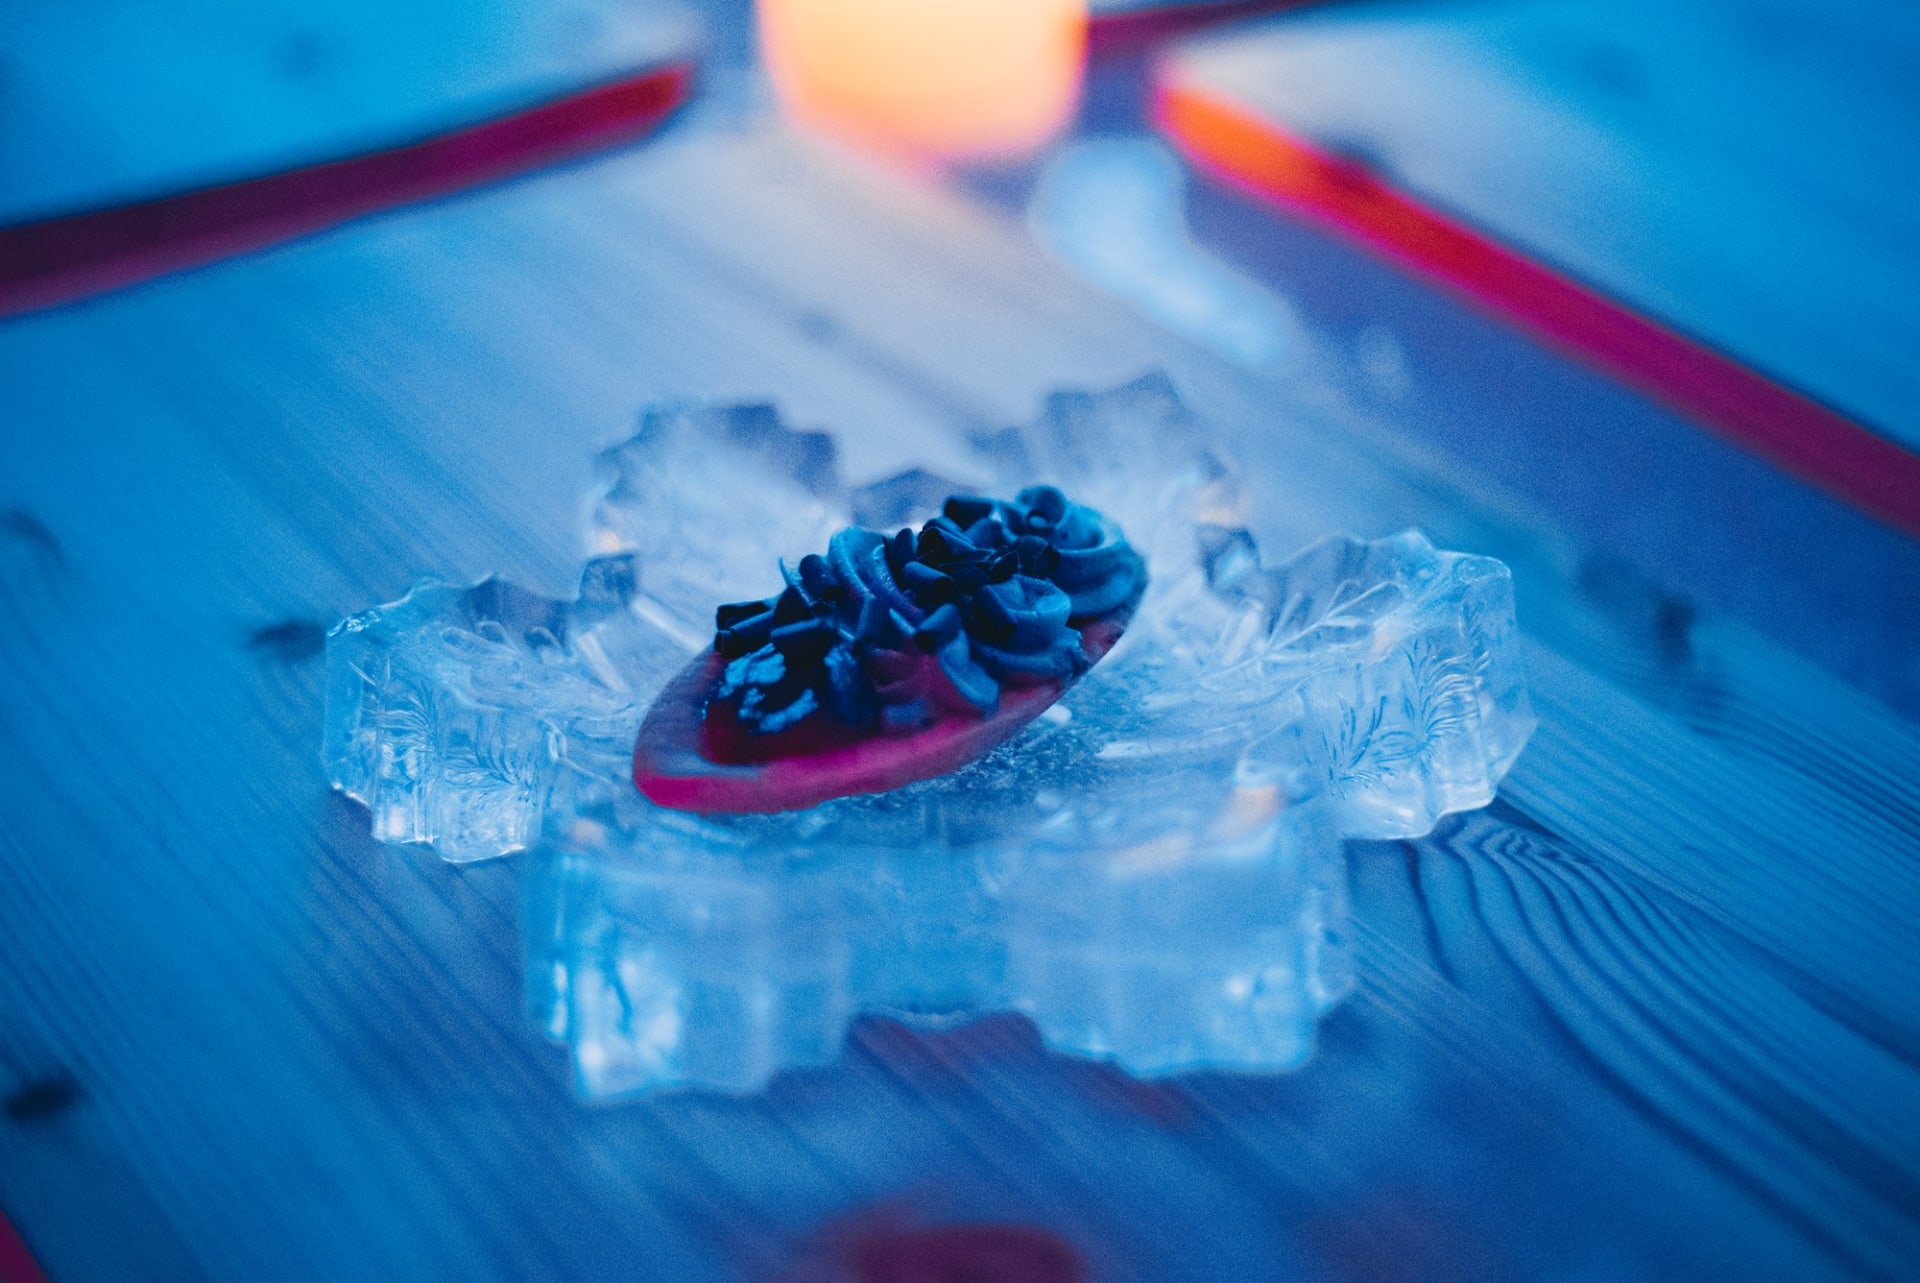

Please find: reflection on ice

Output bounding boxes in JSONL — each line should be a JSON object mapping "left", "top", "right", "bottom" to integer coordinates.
{"left": 323, "top": 377, "right": 1532, "bottom": 1095}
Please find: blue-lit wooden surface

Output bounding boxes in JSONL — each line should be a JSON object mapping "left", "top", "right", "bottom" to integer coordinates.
{"left": 0, "top": 0, "right": 697, "bottom": 223}
{"left": 3, "top": 3, "right": 1919, "bottom": 1280}
{"left": 1158, "top": 0, "right": 1920, "bottom": 449}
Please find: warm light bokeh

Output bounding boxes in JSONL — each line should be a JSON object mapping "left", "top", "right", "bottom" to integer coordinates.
{"left": 758, "top": 0, "right": 1088, "bottom": 160}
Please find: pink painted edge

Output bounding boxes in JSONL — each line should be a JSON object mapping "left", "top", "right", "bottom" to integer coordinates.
{"left": 1151, "top": 69, "right": 1920, "bottom": 541}
{"left": 1086, "top": 1, "right": 1323, "bottom": 55}
{"left": 0, "top": 62, "right": 694, "bottom": 319}
{"left": 0, "top": 1210, "right": 50, "bottom": 1283}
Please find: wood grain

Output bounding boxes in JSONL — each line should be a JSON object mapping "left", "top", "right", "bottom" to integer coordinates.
{"left": 3, "top": 124, "right": 1918, "bottom": 1281}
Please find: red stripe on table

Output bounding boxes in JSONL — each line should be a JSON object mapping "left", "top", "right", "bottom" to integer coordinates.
{"left": 1087, "top": 2, "right": 1319, "bottom": 55}
{"left": 1152, "top": 72, "right": 1920, "bottom": 539}
{"left": 0, "top": 62, "right": 694, "bottom": 319}
{"left": 0, "top": 1210, "right": 50, "bottom": 1283}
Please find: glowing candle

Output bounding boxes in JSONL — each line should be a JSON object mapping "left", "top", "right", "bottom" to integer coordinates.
{"left": 758, "top": 0, "right": 1088, "bottom": 160}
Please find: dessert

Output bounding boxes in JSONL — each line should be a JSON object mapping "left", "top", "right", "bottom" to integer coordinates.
{"left": 633, "top": 485, "right": 1146, "bottom": 813}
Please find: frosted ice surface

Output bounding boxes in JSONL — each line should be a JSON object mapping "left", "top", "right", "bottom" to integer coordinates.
{"left": 322, "top": 557, "right": 695, "bottom": 863}
{"left": 966, "top": 373, "right": 1534, "bottom": 840}
{"left": 585, "top": 403, "right": 848, "bottom": 646}
{"left": 1237, "top": 529, "right": 1535, "bottom": 839}
{"left": 324, "top": 379, "right": 1531, "bottom": 1095}
{"left": 527, "top": 791, "right": 1346, "bottom": 1097}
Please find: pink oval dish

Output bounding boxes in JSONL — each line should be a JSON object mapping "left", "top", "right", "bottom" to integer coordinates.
{"left": 633, "top": 613, "right": 1130, "bottom": 814}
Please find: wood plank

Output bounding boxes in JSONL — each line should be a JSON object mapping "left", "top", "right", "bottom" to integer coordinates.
{"left": 0, "top": 0, "right": 697, "bottom": 224}
{"left": 0, "top": 65, "right": 694, "bottom": 319}
{"left": 3, "top": 122, "right": 1917, "bottom": 1281}
{"left": 1161, "top": 158, "right": 1920, "bottom": 719}
{"left": 1153, "top": 0, "right": 1920, "bottom": 525}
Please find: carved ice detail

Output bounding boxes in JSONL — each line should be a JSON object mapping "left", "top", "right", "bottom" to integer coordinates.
{"left": 322, "top": 378, "right": 1532, "bottom": 1095}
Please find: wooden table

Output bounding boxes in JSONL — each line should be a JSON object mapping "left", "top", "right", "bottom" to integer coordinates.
{"left": 3, "top": 13, "right": 1918, "bottom": 1282}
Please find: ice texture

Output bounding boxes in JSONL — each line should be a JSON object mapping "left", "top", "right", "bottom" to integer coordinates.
{"left": 586, "top": 403, "right": 848, "bottom": 646}
{"left": 964, "top": 373, "right": 1534, "bottom": 841}
{"left": 1226, "top": 529, "right": 1535, "bottom": 839}
{"left": 527, "top": 789, "right": 1346, "bottom": 1096}
{"left": 322, "top": 559, "right": 694, "bottom": 862}
{"left": 323, "top": 376, "right": 1531, "bottom": 1096}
